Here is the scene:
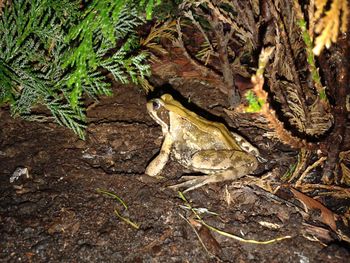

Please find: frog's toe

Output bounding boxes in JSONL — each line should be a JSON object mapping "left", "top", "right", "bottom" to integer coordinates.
{"left": 179, "top": 175, "right": 201, "bottom": 180}
{"left": 169, "top": 170, "right": 248, "bottom": 192}
{"left": 168, "top": 176, "right": 212, "bottom": 193}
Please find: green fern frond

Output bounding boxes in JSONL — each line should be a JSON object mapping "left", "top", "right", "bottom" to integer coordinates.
{"left": 140, "top": 0, "right": 162, "bottom": 20}
{"left": 47, "top": 99, "right": 86, "bottom": 139}
{"left": 62, "top": 0, "right": 149, "bottom": 110}
{"left": 0, "top": 0, "right": 156, "bottom": 139}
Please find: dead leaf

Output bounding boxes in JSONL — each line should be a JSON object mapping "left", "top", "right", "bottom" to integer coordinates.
{"left": 290, "top": 188, "right": 337, "bottom": 231}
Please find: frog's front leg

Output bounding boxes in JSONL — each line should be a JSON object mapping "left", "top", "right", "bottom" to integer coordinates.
{"left": 170, "top": 149, "right": 258, "bottom": 192}
{"left": 145, "top": 134, "right": 173, "bottom": 177}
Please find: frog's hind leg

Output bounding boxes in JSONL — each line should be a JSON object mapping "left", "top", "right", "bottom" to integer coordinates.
{"left": 169, "top": 149, "right": 258, "bottom": 192}
{"left": 169, "top": 168, "right": 246, "bottom": 193}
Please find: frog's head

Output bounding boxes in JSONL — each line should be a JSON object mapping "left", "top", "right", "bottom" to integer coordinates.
{"left": 147, "top": 94, "right": 189, "bottom": 132}
{"left": 147, "top": 94, "right": 173, "bottom": 133}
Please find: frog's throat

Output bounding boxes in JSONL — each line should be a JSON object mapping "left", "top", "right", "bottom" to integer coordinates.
{"left": 161, "top": 94, "right": 243, "bottom": 151}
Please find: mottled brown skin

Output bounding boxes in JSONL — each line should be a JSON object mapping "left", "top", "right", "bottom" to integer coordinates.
{"left": 145, "top": 94, "right": 259, "bottom": 192}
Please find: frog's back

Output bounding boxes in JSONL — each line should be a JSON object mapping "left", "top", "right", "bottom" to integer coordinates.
{"left": 169, "top": 114, "right": 230, "bottom": 151}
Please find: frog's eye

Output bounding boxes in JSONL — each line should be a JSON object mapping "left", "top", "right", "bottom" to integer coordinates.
{"left": 152, "top": 100, "right": 161, "bottom": 110}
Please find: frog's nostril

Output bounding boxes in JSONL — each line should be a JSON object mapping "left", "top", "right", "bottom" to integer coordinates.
{"left": 152, "top": 100, "right": 160, "bottom": 110}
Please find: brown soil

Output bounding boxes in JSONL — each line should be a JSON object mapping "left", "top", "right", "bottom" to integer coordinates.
{"left": 1, "top": 82, "right": 349, "bottom": 262}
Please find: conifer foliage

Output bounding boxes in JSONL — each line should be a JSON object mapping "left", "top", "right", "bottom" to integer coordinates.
{"left": 0, "top": 0, "right": 154, "bottom": 139}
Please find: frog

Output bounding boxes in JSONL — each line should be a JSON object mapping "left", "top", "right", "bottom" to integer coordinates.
{"left": 145, "top": 94, "right": 259, "bottom": 192}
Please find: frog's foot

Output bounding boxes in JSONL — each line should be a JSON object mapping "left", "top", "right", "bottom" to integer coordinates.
{"left": 169, "top": 169, "right": 246, "bottom": 193}
{"left": 168, "top": 175, "right": 213, "bottom": 192}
